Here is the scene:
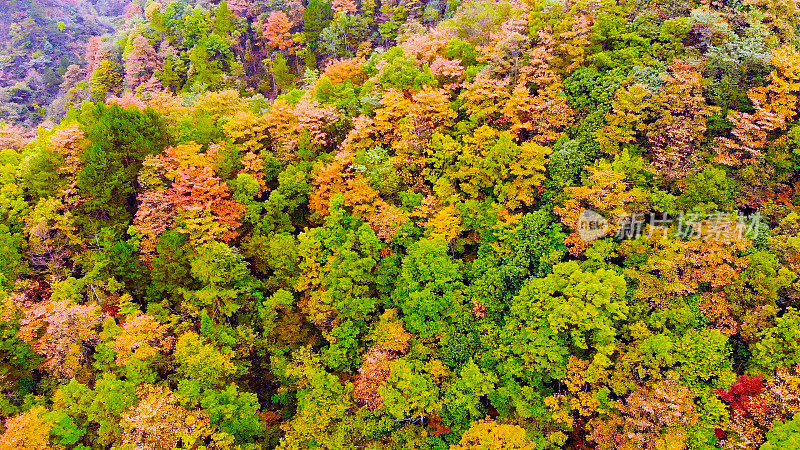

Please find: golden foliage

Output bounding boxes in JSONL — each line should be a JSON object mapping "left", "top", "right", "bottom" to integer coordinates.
{"left": 0, "top": 406, "right": 54, "bottom": 450}
{"left": 111, "top": 313, "right": 174, "bottom": 366}
{"left": 121, "top": 385, "right": 215, "bottom": 450}
{"left": 453, "top": 419, "right": 535, "bottom": 449}
{"left": 646, "top": 61, "right": 717, "bottom": 179}
{"left": 589, "top": 378, "right": 699, "bottom": 450}
{"left": 715, "top": 45, "right": 800, "bottom": 165}
{"left": 18, "top": 300, "right": 104, "bottom": 381}
{"left": 323, "top": 58, "right": 366, "bottom": 85}
{"left": 555, "top": 161, "right": 650, "bottom": 255}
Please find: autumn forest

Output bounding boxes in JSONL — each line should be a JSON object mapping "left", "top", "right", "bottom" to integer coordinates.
{"left": 1, "top": 0, "right": 800, "bottom": 448}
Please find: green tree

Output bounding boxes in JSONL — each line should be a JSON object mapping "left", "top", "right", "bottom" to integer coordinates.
{"left": 391, "top": 238, "right": 467, "bottom": 338}
{"left": 174, "top": 331, "right": 237, "bottom": 394}
{"left": 271, "top": 52, "right": 294, "bottom": 94}
{"left": 90, "top": 59, "right": 123, "bottom": 100}
{"left": 294, "top": 195, "right": 388, "bottom": 370}
{"left": 78, "top": 104, "right": 168, "bottom": 231}
{"left": 303, "top": 0, "right": 334, "bottom": 52}
{"left": 761, "top": 415, "right": 800, "bottom": 450}
{"left": 444, "top": 359, "right": 498, "bottom": 432}
{"left": 0, "top": 226, "right": 26, "bottom": 291}
{"left": 184, "top": 240, "right": 260, "bottom": 318}
{"left": 752, "top": 308, "right": 800, "bottom": 371}
{"left": 377, "top": 358, "right": 442, "bottom": 420}
{"left": 200, "top": 384, "right": 264, "bottom": 443}
{"left": 146, "top": 229, "right": 198, "bottom": 307}
{"left": 213, "top": 1, "right": 237, "bottom": 36}
{"left": 279, "top": 348, "right": 357, "bottom": 448}
{"left": 491, "top": 261, "right": 629, "bottom": 418}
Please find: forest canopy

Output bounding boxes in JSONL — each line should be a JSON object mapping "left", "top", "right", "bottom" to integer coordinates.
{"left": 2, "top": 0, "right": 800, "bottom": 448}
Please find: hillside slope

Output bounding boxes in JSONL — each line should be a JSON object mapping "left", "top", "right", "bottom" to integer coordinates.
{"left": 1, "top": 0, "right": 800, "bottom": 449}
{"left": 0, "top": 0, "right": 128, "bottom": 125}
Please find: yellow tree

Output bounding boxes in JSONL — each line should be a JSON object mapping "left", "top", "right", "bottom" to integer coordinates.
{"left": 715, "top": 45, "right": 800, "bottom": 165}
{"left": 120, "top": 385, "right": 217, "bottom": 450}
{"left": 24, "top": 197, "right": 82, "bottom": 272}
{"left": 0, "top": 406, "right": 54, "bottom": 450}
{"left": 323, "top": 58, "right": 366, "bottom": 85}
{"left": 222, "top": 110, "right": 270, "bottom": 154}
{"left": 49, "top": 125, "right": 86, "bottom": 206}
{"left": 452, "top": 419, "right": 535, "bottom": 449}
{"left": 18, "top": 299, "right": 104, "bottom": 381}
{"left": 191, "top": 90, "right": 248, "bottom": 121}
{"left": 589, "top": 378, "right": 699, "bottom": 450}
{"left": 506, "top": 141, "right": 552, "bottom": 209}
{"left": 264, "top": 99, "right": 299, "bottom": 157}
{"left": 459, "top": 74, "right": 512, "bottom": 124}
{"left": 308, "top": 150, "right": 351, "bottom": 219}
{"left": 373, "top": 87, "right": 456, "bottom": 158}
{"left": 596, "top": 83, "right": 652, "bottom": 155}
{"left": 646, "top": 61, "right": 717, "bottom": 179}
{"left": 501, "top": 84, "right": 574, "bottom": 145}
{"left": 621, "top": 225, "right": 752, "bottom": 335}
{"left": 557, "top": 15, "right": 593, "bottom": 73}
{"left": 111, "top": 313, "right": 173, "bottom": 366}
{"left": 555, "top": 161, "right": 650, "bottom": 255}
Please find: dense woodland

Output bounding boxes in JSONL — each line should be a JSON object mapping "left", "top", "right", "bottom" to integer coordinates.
{"left": 0, "top": 0, "right": 131, "bottom": 124}
{"left": 2, "top": 0, "right": 800, "bottom": 448}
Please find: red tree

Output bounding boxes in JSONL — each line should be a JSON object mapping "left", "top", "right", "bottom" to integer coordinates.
{"left": 262, "top": 11, "right": 294, "bottom": 51}
{"left": 717, "top": 375, "right": 766, "bottom": 415}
